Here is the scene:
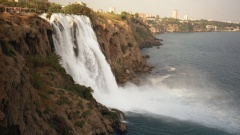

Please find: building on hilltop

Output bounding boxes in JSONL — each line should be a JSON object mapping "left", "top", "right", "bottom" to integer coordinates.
{"left": 172, "top": 10, "right": 178, "bottom": 19}
{"left": 109, "top": 7, "right": 115, "bottom": 13}
{"left": 139, "top": 13, "right": 147, "bottom": 19}
{"left": 76, "top": 2, "right": 86, "bottom": 6}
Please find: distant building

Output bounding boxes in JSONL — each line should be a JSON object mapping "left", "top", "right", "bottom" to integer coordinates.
{"left": 208, "top": 19, "right": 213, "bottom": 21}
{"left": 206, "top": 25, "right": 217, "bottom": 31}
{"left": 109, "top": 7, "right": 115, "bottom": 13}
{"left": 189, "top": 17, "right": 194, "bottom": 21}
{"left": 76, "top": 2, "right": 86, "bottom": 6}
{"left": 184, "top": 15, "right": 188, "bottom": 20}
{"left": 139, "top": 13, "right": 147, "bottom": 19}
{"left": 172, "top": 10, "right": 178, "bottom": 19}
{"left": 146, "top": 17, "right": 155, "bottom": 21}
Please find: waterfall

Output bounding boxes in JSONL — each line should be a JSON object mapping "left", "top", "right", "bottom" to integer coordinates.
{"left": 49, "top": 14, "right": 240, "bottom": 134}
{"left": 50, "top": 14, "right": 118, "bottom": 96}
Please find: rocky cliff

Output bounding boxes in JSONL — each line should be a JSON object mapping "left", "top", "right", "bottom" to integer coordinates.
{"left": 92, "top": 15, "right": 159, "bottom": 83}
{"left": 0, "top": 13, "right": 126, "bottom": 135}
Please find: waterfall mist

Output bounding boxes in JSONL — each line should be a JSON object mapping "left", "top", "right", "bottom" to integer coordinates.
{"left": 49, "top": 14, "right": 240, "bottom": 134}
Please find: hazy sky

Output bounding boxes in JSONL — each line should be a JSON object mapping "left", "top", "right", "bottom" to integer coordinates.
{"left": 49, "top": 0, "right": 240, "bottom": 22}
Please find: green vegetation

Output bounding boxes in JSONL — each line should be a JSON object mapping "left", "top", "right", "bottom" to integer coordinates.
{"left": 62, "top": 3, "right": 93, "bottom": 18}
{"left": 57, "top": 89, "right": 65, "bottom": 95}
{"left": 87, "top": 102, "right": 93, "bottom": 109}
{"left": 194, "top": 19, "right": 240, "bottom": 29}
{"left": 47, "top": 90, "right": 55, "bottom": 95}
{"left": 26, "top": 54, "right": 67, "bottom": 75}
{"left": 74, "top": 121, "right": 85, "bottom": 128}
{"left": 161, "top": 18, "right": 181, "bottom": 24}
{"left": 95, "top": 11, "right": 132, "bottom": 21}
{"left": 30, "top": 73, "right": 43, "bottom": 90}
{"left": 179, "top": 23, "right": 193, "bottom": 32}
{"left": 134, "top": 13, "right": 139, "bottom": 18}
{"left": 96, "top": 12, "right": 122, "bottom": 21}
{"left": 47, "top": 3, "right": 62, "bottom": 13}
{"left": 6, "top": 21, "right": 13, "bottom": 26}
{"left": 39, "top": 92, "right": 49, "bottom": 99}
{"left": 134, "top": 27, "right": 151, "bottom": 41}
{"left": 43, "top": 107, "right": 51, "bottom": 114}
{"left": 77, "top": 101, "right": 84, "bottom": 109}
{"left": 36, "top": 108, "right": 42, "bottom": 117}
{"left": 66, "top": 84, "right": 93, "bottom": 101}
{"left": 56, "top": 95, "right": 72, "bottom": 106}
{"left": 0, "top": 0, "right": 50, "bottom": 13}
{"left": 120, "top": 11, "right": 130, "bottom": 20}
{"left": 81, "top": 110, "right": 91, "bottom": 118}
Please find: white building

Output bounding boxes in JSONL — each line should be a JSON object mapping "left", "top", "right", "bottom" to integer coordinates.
{"left": 172, "top": 10, "right": 178, "bottom": 19}
{"left": 139, "top": 13, "right": 147, "bottom": 19}
{"left": 206, "top": 25, "right": 217, "bottom": 31}
{"left": 109, "top": 7, "right": 116, "bottom": 13}
{"left": 184, "top": 15, "right": 188, "bottom": 20}
{"left": 76, "top": 2, "right": 86, "bottom": 6}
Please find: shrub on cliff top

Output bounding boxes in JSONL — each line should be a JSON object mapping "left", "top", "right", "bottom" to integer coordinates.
{"left": 48, "top": 3, "right": 62, "bottom": 13}
{"left": 96, "top": 12, "right": 122, "bottom": 21}
{"left": 120, "top": 11, "right": 130, "bottom": 20}
{"left": 62, "top": 3, "right": 96, "bottom": 22}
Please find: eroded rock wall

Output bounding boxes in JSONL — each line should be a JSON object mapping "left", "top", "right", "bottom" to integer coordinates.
{"left": 0, "top": 13, "right": 126, "bottom": 135}
{"left": 93, "top": 17, "right": 154, "bottom": 83}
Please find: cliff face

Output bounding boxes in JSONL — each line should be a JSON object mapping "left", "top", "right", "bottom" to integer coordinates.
{"left": 0, "top": 13, "right": 126, "bottom": 135}
{"left": 127, "top": 17, "right": 162, "bottom": 49}
{"left": 0, "top": 13, "right": 54, "bottom": 135}
{"left": 93, "top": 16, "right": 157, "bottom": 83}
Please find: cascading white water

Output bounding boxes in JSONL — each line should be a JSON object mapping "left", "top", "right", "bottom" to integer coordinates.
{"left": 50, "top": 14, "right": 118, "bottom": 95}
{"left": 49, "top": 14, "right": 240, "bottom": 134}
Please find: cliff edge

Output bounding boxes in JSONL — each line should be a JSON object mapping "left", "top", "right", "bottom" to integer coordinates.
{"left": 0, "top": 13, "right": 126, "bottom": 135}
{"left": 93, "top": 14, "right": 159, "bottom": 83}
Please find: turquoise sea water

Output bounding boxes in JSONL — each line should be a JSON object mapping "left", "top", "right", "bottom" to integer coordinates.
{"left": 126, "top": 32, "right": 240, "bottom": 135}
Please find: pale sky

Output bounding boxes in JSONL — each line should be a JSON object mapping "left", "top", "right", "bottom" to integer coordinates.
{"left": 49, "top": 0, "right": 240, "bottom": 22}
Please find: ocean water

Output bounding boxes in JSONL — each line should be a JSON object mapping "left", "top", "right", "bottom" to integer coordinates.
{"left": 126, "top": 32, "right": 240, "bottom": 135}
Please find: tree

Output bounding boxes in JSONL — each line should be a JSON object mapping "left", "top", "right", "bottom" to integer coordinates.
{"left": 121, "top": 11, "right": 129, "bottom": 20}
{"left": 48, "top": 3, "right": 62, "bottom": 13}
{"left": 63, "top": 3, "right": 83, "bottom": 14}
{"left": 0, "top": 0, "right": 16, "bottom": 7}
{"left": 135, "top": 13, "right": 139, "bottom": 18}
{"left": 63, "top": 3, "right": 94, "bottom": 19}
